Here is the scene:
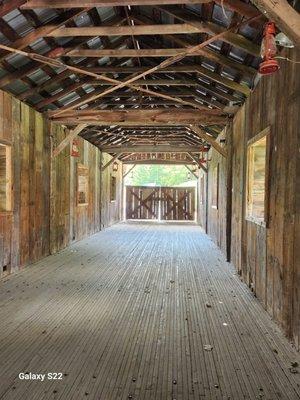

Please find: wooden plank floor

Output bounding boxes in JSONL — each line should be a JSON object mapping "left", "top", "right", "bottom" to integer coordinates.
{"left": 0, "top": 222, "right": 299, "bottom": 400}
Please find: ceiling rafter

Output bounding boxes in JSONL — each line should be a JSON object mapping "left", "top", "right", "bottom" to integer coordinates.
{"left": 0, "top": 1, "right": 288, "bottom": 155}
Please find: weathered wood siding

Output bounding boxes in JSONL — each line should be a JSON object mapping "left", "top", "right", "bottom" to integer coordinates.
{"left": 0, "top": 92, "right": 50, "bottom": 276}
{"left": 50, "top": 127, "right": 104, "bottom": 253}
{"left": 207, "top": 48, "right": 300, "bottom": 349}
{"left": 206, "top": 131, "right": 228, "bottom": 255}
{"left": 0, "top": 91, "right": 123, "bottom": 277}
{"left": 197, "top": 170, "right": 207, "bottom": 230}
{"left": 100, "top": 153, "right": 123, "bottom": 229}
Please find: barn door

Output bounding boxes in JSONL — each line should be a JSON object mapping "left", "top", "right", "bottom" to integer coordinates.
{"left": 126, "top": 186, "right": 195, "bottom": 221}
{"left": 126, "top": 186, "right": 159, "bottom": 220}
{"left": 160, "top": 187, "right": 195, "bottom": 221}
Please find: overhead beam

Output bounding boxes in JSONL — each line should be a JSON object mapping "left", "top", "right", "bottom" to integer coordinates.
{"left": 63, "top": 48, "right": 229, "bottom": 58}
{"left": 186, "top": 152, "right": 208, "bottom": 173}
{"left": 51, "top": 16, "right": 258, "bottom": 117}
{"left": 47, "top": 24, "right": 207, "bottom": 37}
{"left": 52, "top": 124, "right": 87, "bottom": 158}
{"left": 34, "top": 78, "right": 224, "bottom": 110}
{"left": 50, "top": 109, "right": 228, "bottom": 126}
{"left": 21, "top": 0, "right": 212, "bottom": 8}
{"left": 214, "top": 0, "right": 261, "bottom": 19}
{"left": 162, "top": 33, "right": 256, "bottom": 77}
{"left": 0, "top": 43, "right": 224, "bottom": 113}
{"left": 250, "top": 0, "right": 300, "bottom": 46}
{"left": 89, "top": 65, "right": 250, "bottom": 96}
{"left": 185, "top": 164, "right": 198, "bottom": 179}
{"left": 100, "top": 145, "right": 202, "bottom": 154}
{"left": 157, "top": 6, "right": 261, "bottom": 57}
{"left": 190, "top": 125, "right": 227, "bottom": 157}
{"left": 122, "top": 160, "right": 196, "bottom": 165}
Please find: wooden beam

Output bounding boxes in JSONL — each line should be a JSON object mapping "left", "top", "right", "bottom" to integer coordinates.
{"left": 214, "top": 0, "right": 261, "bottom": 19}
{"left": 102, "top": 153, "right": 122, "bottom": 171}
{"left": 122, "top": 159, "right": 195, "bottom": 165}
{"left": 162, "top": 33, "right": 256, "bottom": 77}
{"left": 87, "top": 65, "right": 250, "bottom": 96}
{"left": 34, "top": 78, "right": 224, "bottom": 110}
{"left": 50, "top": 108, "right": 226, "bottom": 118}
{"left": 52, "top": 16, "right": 258, "bottom": 116}
{"left": 195, "top": 65, "right": 250, "bottom": 97}
{"left": 47, "top": 24, "right": 207, "bottom": 37}
{"left": 185, "top": 164, "right": 198, "bottom": 179}
{"left": 52, "top": 123, "right": 87, "bottom": 158}
{"left": 101, "top": 145, "right": 201, "bottom": 153}
{"left": 189, "top": 125, "right": 227, "bottom": 157}
{"left": 50, "top": 109, "right": 228, "bottom": 126}
{"left": 64, "top": 48, "right": 230, "bottom": 58}
{"left": 186, "top": 152, "right": 208, "bottom": 173}
{"left": 250, "top": 0, "right": 300, "bottom": 46}
{"left": 157, "top": 6, "right": 261, "bottom": 57}
{"left": 36, "top": 79, "right": 242, "bottom": 111}
{"left": 0, "top": 43, "right": 222, "bottom": 112}
{"left": 21, "top": 0, "right": 212, "bottom": 8}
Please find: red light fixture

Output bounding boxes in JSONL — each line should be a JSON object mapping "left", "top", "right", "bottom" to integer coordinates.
{"left": 71, "top": 139, "right": 80, "bottom": 157}
{"left": 259, "top": 22, "right": 280, "bottom": 75}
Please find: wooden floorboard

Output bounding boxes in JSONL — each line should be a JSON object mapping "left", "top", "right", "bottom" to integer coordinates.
{"left": 0, "top": 222, "right": 299, "bottom": 400}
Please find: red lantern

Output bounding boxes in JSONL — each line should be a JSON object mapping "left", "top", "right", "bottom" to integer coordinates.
{"left": 71, "top": 139, "right": 80, "bottom": 157}
{"left": 259, "top": 22, "right": 280, "bottom": 75}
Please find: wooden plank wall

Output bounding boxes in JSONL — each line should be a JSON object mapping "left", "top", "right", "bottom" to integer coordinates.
{"left": 206, "top": 130, "right": 228, "bottom": 256}
{"left": 100, "top": 152, "right": 123, "bottom": 229}
{"left": 207, "top": 48, "right": 300, "bottom": 350}
{"left": 0, "top": 91, "right": 123, "bottom": 277}
{"left": 50, "top": 127, "right": 107, "bottom": 253}
{"left": 197, "top": 170, "right": 207, "bottom": 230}
{"left": 0, "top": 92, "right": 50, "bottom": 275}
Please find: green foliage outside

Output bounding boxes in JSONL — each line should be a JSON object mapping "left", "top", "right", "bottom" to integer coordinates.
{"left": 124, "top": 164, "right": 196, "bottom": 187}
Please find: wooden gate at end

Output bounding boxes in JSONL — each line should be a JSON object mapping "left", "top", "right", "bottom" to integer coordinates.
{"left": 126, "top": 186, "right": 195, "bottom": 221}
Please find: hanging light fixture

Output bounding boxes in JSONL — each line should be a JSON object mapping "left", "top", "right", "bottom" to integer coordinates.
{"left": 259, "top": 22, "right": 280, "bottom": 75}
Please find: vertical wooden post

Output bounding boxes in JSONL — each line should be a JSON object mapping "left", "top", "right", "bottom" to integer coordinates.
{"left": 99, "top": 150, "right": 103, "bottom": 230}
{"left": 226, "top": 121, "right": 233, "bottom": 262}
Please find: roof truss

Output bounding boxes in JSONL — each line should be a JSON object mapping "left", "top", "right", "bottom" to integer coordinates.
{"left": 0, "top": 1, "right": 294, "bottom": 156}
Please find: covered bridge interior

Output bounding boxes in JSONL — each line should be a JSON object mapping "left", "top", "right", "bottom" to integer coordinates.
{"left": 0, "top": 1, "right": 299, "bottom": 399}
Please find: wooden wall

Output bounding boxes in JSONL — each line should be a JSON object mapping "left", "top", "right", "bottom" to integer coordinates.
{"left": 0, "top": 92, "right": 50, "bottom": 275}
{"left": 206, "top": 130, "right": 228, "bottom": 256}
{"left": 50, "top": 127, "right": 104, "bottom": 254}
{"left": 197, "top": 169, "right": 207, "bottom": 230}
{"left": 0, "top": 91, "right": 123, "bottom": 277}
{"left": 206, "top": 48, "right": 300, "bottom": 350}
{"left": 100, "top": 152, "right": 123, "bottom": 229}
